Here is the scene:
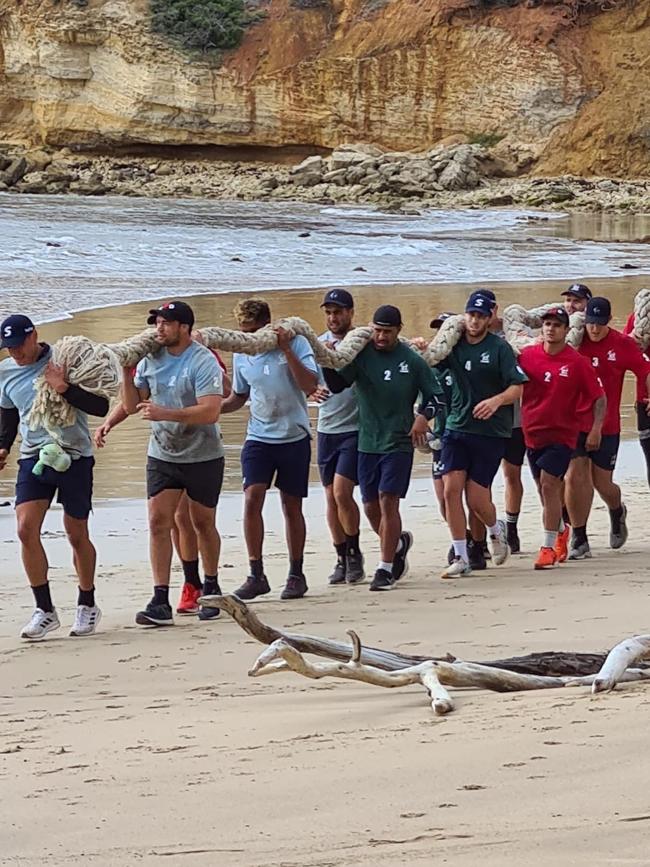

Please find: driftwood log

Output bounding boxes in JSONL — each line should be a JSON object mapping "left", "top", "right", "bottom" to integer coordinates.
{"left": 200, "top": 595, "right": 650, "bottom": 715}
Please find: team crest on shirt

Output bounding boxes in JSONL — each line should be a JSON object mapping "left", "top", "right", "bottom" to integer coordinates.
{"left": 399, "top": 361, "right": 409, "bottom": 374}
{"left": 607, "top": 350, "right": 617, "bottom": 362}
{"left": 480, "top": 352, "right": 490, "bottom": 364}
{"left": 559, "top": 365, "right": 569, "bottom": 377}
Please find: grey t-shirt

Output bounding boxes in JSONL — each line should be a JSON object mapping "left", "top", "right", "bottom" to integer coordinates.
{"left": 134, "top": 342, "right": 224, "bottom": 464}
{"left": 317, "top": 331, "right": 359, "bottom": 436}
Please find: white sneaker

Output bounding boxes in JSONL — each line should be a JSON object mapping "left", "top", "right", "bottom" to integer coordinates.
{"left": 490, "top": 519, "right": 510, "bottom": 566}
{"left": 441, "top": 557, "right": 472, "bottom": 579}
{"left": 20, "top": 607, "right": 61, "bottom": 641}
{"left": 70, "top": 605, "right": 102, "bottom": 637}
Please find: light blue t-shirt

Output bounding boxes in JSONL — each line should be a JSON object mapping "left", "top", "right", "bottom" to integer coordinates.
{"left": 232, "top": 335, "right": 317, "bottom": 443}
{"left": 134, "top": 342, "right": 224, "bottom": 463}
{"left": 317, "top": 331, "right": 359, "bottom": 435}
{"left": 0, "top": 345, "right": 93, "bottom": 459}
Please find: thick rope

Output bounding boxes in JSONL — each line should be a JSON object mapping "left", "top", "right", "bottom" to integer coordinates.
{"left": 503, "top": 303, "right": 585, "bottom": 354}
{"left": 632, "top": 288, "right": 650, "bottom": 350}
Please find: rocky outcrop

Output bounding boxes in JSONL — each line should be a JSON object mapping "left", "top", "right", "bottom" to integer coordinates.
{"left": 0, "top": 0, "right": 648, "bottom": 177}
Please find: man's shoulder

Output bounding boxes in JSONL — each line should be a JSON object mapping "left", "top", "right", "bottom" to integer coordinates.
{"left": 0, "top": 356, "right": 17, "bottom": 375}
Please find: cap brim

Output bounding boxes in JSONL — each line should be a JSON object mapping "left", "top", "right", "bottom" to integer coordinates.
{"left": 320, "top": 301, "right": 350, "bottom": 308}
{"left": 373, "top": 320, "right": 400, "bottom": 327}
{"left": 465, "top": 306, "right": 492, "bottom": 315}
{"left": 1, "top": 336, "right": 28, "bottom": 349}
{"left": 541, "top": 314, "right": 569, "bottom": 324}
{"left": 585, "top": 316, "right": 609, "bottom": 325}
{"left": 561, "top": 291, "right": 583, "bottom": 298}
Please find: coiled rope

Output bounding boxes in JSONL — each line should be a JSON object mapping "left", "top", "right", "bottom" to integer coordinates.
{"left": 632, "top": 288, "right": 650, "bottom": 350}
{"left": 502, "top": 303, "right": 585, "bottom": 352}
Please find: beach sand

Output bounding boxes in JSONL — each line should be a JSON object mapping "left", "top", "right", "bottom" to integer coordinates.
{"left": 2, "top": 467, "right": 650, "bottom": 866}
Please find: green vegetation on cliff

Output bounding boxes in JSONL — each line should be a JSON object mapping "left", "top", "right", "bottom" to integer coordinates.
{"left": 151, "top": 0, "right": 251, "bottom": 53}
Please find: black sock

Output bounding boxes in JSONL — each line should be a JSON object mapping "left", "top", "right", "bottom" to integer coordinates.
{"left": 289, "top": 558, "right": 304, "bottom": 577}
{"left": 153, "top": 585, "right": 169, "bottom": 606}
{"left": 33, "top": 582, "right": 53, "bottom": 613}
{"left": 573, "top": 525, "right": 588, "bottom": 545}
{"left": 334, "top": 542, "right": 347, "bottom": 561}
{"left": 562, "top": 506, "right": 571, "bottom": 526}
{"left": 78, "top": 587, "right": 95, "bottom": 607}
{"left": 203, "top": 574, "right": 220, "bottom": 595}
{"left": 609, "top": 505, "right": 624, "bottom": 530}
{"left": 249, "top": 558, "right": 264, "bottom": 579}
{"left": 506, "top": 511, "right": 519, "bottom": 527}
{"left": 345, "top": 534, "right": 360, "bottom": 555}
{"left": 181, "top": 559, "right": 202, "bottom": 590}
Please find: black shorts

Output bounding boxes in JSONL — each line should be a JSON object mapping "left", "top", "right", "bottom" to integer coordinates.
{"left": 317, "top": 431, "right": 358, "bottom": 486}
{"left": 636, "top": 402, "right": 650, "bottom": 439}
{"left": 572, "top": 431, "right": 620, "bottom": 471}
{"left": 440, "top": 430, "right": 506, "bottom": 489}
{"left": 146, "top": 456, "right": 224, "bottom": 508}
{"left": 503, "top": 427, "right": 526, "bottom": 467}
{"left": 16, "top": 455, "right": 94, "bottom": 520}
{"left": 527, "top": 444, "right": 573, "bottom": 480}
{"left": 241, "top": 436, "right": 311, "bottom": 498}
{"left": 358, "top": 451, "right": 414, "bottom": 503}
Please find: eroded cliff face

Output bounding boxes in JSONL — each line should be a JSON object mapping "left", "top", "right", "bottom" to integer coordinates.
{"left": 0, "top": 0, "right": 648, "bottom": 176}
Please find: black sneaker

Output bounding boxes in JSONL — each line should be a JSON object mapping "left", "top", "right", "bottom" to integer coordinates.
{"left": 481, "top": 538, "right": 491, "bottom": 561}
{"left": 280, "top": 574, "right": 308, "bottom": 600}
{"left": 234, "top": 574, "right": 271, "bottom": 601}
{"left": 370, "top": 568, "right": 394, "bottom": 591}
{"left": 198, "top": 581, "right": 221, "bottom": 621}
{"left": 328, "top": 560, "right": 346, "bottom": 585}
{"left": 135, "top": 601, "right": 174, "bottom": 627}
{"left": 345, "top": 550, "right": 365, "bottom": 584}
{"left": 447, "top": 544, "right": 455, "bottom": 565}
{"left": 392, "top": 531, "right": 413, "bottom": 581}
{"left": 506, "top": 524, "right": 521, "bottom": 554}
{"left": 467, "top": 538, "right": 487, "bottom": 571}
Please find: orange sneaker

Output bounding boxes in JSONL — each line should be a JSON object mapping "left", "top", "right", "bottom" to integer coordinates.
{"left": 554, "top": 525, "right": 570, "bottom": 563}
{"left": 177, "top": 582, "right": 201, "bottom": 615}
{"left": 534, "top": 547, "right": 558, "bottom": 570}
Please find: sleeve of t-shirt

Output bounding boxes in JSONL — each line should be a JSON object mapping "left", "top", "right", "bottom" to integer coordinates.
{"left": 416, "top": 355, "right": 444, "bottom": 402}
{"left": 194, "top": 351, "right": 223, "bottom": 398}
{"left": 290, "top": 335, "right": 319, "bottom": 374}
{"left": 0, "top": 384, "right": 14, "bottom": 409}
{"left": 623, "top": 313, "right": 635, "bottom": 336}
{"left": 499, "top": 341, "right": 529, "bottom": 387}
{"left": 133, "top": 358, "right": 149, "bottom": 391}
{"left": 621, "top": 336, "right": 650, "bottom": 380}
{"left": 232, "top": 355, "right": 250, "bottom": 397}
{"left": 336, "top": 357, "right": 359, "bottom": 386}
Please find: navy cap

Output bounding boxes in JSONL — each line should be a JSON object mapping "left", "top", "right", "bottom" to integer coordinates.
{"left": 430, "top": 312, "right": 454, "bottom": 329}
{"left": 321, "top": 289, "right": 354, "bottom": 309}
{"left": 585, "top": 297, "right": 611, "bottom": 325}
{"left": 541, "top": 306, "right": 570, "bottom": 327}
{"left": 1, "top": 314, "right": 36, "bottom": 349}
{"left": 465, "top": 291, "right": 496, "bottom": 316}
{"left": 561, "top": 283, "right": 592, "bottom": 300}
{"left": 372, "top": 304, "right": 402, "bottom": 327}
{"left": 147, "top": 300, "right": 194, "bottom": 328}
{"left": 474, "top": 288, "right": 496, "bottom": 301}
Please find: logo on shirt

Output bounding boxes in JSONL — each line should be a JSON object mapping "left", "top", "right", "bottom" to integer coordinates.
{"left": 399, "top": 361, "right": 409, "bottom": 374}
{"left": 480, "top": 352, "right": 490, "bottom": 364}
{"left": 263, "top": 364, "right": 270, "bottom": 376}
{"left": 559, "top": 365, "right": 569, "bottom": 377}
{"left": 607, "top": 350, "right": 617, "bottom": 362}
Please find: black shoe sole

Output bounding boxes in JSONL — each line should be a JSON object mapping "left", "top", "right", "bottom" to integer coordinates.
{"left": 233, "top": 587, "right": 271, "bottom": 601}
{"left": 135, "top": 613, "right": 174, "bottom": 627}
{"left": 369, "top": 583, "right": 393, "bottom": 591}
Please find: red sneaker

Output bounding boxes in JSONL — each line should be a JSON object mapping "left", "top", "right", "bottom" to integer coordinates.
{"left": 554, "top": 526, "right": 570, "bottom": 563}
{"left": 176, "top": 583, "right": 201, "bottom": 615}
{"left": 534, "top": 547, "right": 558, "bottom": 570}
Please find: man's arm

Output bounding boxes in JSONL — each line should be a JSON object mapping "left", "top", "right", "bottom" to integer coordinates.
{"left": 44, "top": 363, "right": 109, "bottom": 417}
{"left": 473, "top": 384, "right": 523, "bottom": 420}
{"left": 122, "top": 366, "right": 149, "bottom": 415}
{"left": 138, "top": 394, "right": 221, "bottom": 425}
{"left": 94, "top": 402, "right": 129, "bottom": 448}
{"left": 586, "top": 394, "right": 607, "bottom": 451}
{"left": 275, "top": 328, "right": 318, "bottom": 395}
{"left": 221, "top": 391, "right": 248, "bottom": 414}
{"left": 0, "top": 406, "right": 19, "bottom": 467}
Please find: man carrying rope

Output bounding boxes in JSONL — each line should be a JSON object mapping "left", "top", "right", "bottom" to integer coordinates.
{"left": 562, "top": 283, "right": 592, "bottom": 316}
{"left": 222, "top": 299, "right": 319, "bottom": 601}
{"left": 566, "top": 297, "right": 650, "bottom": 559}
{"left": 323, "top": 304, "right": 445, "bottom": 591}
{"left": 438, "top": 291, "right": 527, "bottom": 579}
{"left": 312, "top": 290, "right": 365, "bottom": 586}
{"left": 121, "top": 301, "right": 225, "bottom": 626}
{"left": 0, "top": 314, "right": 108, "bottom": 640}
{"left": 518, "top": 307, "right": 605, "bottom": 569}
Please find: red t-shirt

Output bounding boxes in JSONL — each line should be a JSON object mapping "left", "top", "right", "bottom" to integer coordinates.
{"left": 519, "top": 343, "right": 604, "bottom": 449}
{"left": 623, "top": 313, "right": 649, "bottom": 401}
{"left": 578, "top": 328, "right": 650, "bottom": 433}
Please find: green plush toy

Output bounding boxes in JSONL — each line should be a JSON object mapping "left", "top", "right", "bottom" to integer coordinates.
{"left": 32, "top": 442, "right": 72, "bottom": 476}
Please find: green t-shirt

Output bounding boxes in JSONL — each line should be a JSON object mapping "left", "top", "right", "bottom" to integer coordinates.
{"left": 338, "top": 342, "right": 443, "bottom": 453}
{"left": 441, "top": 332, "right": 527, "bottom": 438}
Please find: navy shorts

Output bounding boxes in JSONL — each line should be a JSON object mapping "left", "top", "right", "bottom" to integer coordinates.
{"left": 15, "top": 455, "right": 94, "bottom": 520}
{"left": 147, "top": 457, "right": 224, "bottom": 508}
{"left": 440, "top": 430, "right": 506, "bottom": 489}
{"left": 317, "top": 431, "right": 358, "bottom": 486}
{"left": 241, "top": 436, "right": 311, "bottom": 498}
{"left": 573, "top": 431, "right": 620, "bottom": 471}
{"left": 503, "top": 427, "right": 526, "bottom": 467}
{"left": 432, "top": 449, "right": 443, "bottom": 481}
{"left": 527, "top": 444, "right": 573, "bottom": 480}
{"left": 358, "top": 451, "right": 414, "bottom": 503}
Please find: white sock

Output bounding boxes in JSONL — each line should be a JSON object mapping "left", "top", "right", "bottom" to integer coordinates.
{"left": 558, "top": 517, "right": 565, "bottom": 532}
{"left": 378, "top": 561, "right": 393, "bottom": 573}
{"left": 488, "top": 522, "right": 500, "bottom": 537}
{"left": 452, "top": 540, "right": 468, "bottom": 562}
{"left": 543, "top": 530, "right": 557, "bottom": 549}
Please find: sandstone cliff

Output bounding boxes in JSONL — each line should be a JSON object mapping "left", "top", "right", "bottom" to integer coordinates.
{"left": 0, "top": 0, "right": 648, "bottom": 177}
